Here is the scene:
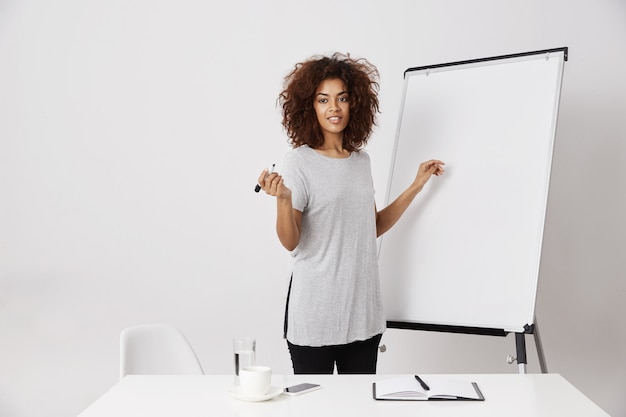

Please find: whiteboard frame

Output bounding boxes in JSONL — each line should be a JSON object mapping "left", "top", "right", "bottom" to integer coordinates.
{"left": 378, "top": 48, "right": 567, "bottom": 334}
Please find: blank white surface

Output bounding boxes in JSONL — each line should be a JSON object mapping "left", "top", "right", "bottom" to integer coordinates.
{"left": 379, "top": 51, "right": 565, "bottom": 332}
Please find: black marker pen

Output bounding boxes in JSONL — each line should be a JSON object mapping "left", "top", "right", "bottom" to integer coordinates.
{"left": 414, "top": 374, "right": 430, "bottom": 391}
{"left": 254, "top": 164, "right": 275, "bottom": 193}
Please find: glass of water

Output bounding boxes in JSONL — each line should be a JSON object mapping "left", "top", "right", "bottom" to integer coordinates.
{"left": 233, "top": 337, "right": 256, "bottom": 386}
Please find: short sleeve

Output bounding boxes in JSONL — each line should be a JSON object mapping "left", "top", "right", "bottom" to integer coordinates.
{"left": 281, "top": 150, "right": 308, "bottom": 212}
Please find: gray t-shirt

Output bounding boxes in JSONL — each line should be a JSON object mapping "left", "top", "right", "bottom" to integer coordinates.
{"left": 282, "top": 145, "right": 385, "bottom": 347}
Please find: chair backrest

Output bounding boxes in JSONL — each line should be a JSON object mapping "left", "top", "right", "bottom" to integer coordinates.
{"left": 119, "top": 323, "right": 205, "bottom": 379}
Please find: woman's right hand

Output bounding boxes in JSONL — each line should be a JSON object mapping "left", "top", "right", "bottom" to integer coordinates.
{"left": 257, "top": 168, "right": 291, "bottom": 200}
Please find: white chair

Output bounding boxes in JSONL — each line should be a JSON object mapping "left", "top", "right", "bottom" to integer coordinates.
{"left": 119, "top": 323, "right": 205, "bottom": 379}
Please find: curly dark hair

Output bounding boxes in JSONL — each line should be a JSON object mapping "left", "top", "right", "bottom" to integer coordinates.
{"left": 278, "top": 52, "right": 380, "bottom": 152}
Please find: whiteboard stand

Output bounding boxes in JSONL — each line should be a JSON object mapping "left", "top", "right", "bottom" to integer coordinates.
{"left": 509, "top": 320, "right": 548, "bottom": 374}
{"left": 378, "top": 47, "right": 567, "bottom": 376}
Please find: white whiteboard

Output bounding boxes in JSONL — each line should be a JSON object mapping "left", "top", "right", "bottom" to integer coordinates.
{"left": 378, "top": 49, "right": 567, "bottom": 333}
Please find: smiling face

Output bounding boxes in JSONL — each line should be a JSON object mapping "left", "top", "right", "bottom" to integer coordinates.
{"left": 313, "top": 78, "right": 350, "bottom": 142}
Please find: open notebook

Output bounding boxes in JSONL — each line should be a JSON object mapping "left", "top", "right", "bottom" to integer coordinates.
{"left": 373, "top": 375, "right": 485, "bottom": 401}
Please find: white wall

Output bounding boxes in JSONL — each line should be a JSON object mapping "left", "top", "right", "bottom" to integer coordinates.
{"left": 1, "top": 1, "right": 624, "bottom": 416}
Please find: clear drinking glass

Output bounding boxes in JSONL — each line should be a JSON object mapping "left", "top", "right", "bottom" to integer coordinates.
{"left": 233, "top": 337, "right": 256, "bottom": 385}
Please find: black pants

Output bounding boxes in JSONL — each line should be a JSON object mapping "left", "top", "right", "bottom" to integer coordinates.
{"left": 287, "top": 333, "right": 383, "bottom": 374}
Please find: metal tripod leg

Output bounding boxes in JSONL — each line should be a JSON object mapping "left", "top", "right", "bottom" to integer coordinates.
{"left": 512, "top": 319, "right": 548, "bottom": 374}
{"left": 534, "top": 318, "right": 548, "bottom": 373}
{"left": 515, "top": 332, "right": 527, "bottom": 374}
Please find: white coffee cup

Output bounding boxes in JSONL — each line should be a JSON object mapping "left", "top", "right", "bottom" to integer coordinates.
{"left": 238, "top": 366, "right": 271, "bottom": 396}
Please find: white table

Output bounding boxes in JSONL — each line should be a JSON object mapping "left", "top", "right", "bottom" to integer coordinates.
{"left": 78, "top": 374, "right": 609, "bottom": 417}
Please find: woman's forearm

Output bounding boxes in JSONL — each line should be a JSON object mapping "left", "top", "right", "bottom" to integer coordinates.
{"left": 376, "top": 159, "right": 445, "bottom": 237}
{"left": 276, "top": 197, "right": 301, "bottom": 251}
{"left": 376, "top": 183, "right": 422, "bottom": 237}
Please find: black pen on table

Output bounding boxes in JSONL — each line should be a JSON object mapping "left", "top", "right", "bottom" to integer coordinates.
{"left": 254, "top": 164, "right": 275, "bottom": 193}
{"left": 414, "top": 375, "right": 430, "bottom": 391}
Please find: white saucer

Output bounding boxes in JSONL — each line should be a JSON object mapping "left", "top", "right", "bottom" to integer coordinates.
{"left": 229, "top": 386, "right": 284, "bottom": 402}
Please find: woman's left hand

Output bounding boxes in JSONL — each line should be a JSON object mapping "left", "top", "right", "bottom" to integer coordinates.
{"left": 413, "top": 159, "right": 445, "bottom": 189}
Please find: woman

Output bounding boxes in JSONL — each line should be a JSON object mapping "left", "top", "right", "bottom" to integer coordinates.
{"left": 258, "top": 53, "right": 444, "bottom": 374}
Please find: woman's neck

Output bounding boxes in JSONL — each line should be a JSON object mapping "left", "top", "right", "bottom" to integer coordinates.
{"left": 314, "top": 136, "right": 350, "bottom": 158}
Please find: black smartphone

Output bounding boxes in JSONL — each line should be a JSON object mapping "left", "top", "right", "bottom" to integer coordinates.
{"left": 283, "top": 383, "right": 322, "bottom": 396}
